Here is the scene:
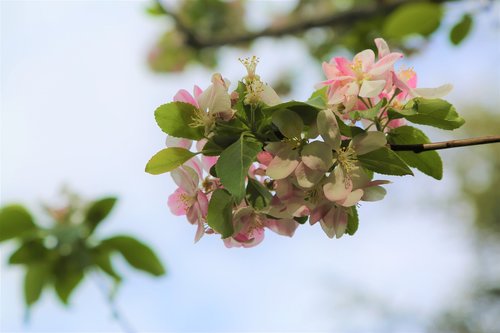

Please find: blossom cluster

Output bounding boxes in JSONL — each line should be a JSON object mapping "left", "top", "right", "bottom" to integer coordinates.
{"left": 146, "top": 38, "right": 464, "bottom": 248}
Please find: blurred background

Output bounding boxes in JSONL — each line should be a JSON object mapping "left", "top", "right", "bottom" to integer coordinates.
{"left": 1, "top": 0, "right": 499, "bottom": 332}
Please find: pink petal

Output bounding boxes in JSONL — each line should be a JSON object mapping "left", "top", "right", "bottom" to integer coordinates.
{"left": 165, "top": 136, "right": 192, "bottom": 149}
{"left": 374, "top": 38, "right": 390, "bottom": 58}
{"left": 335, "top": 57, "right": 355, "bottom": 76}
{"left": 338, "top": 188, "right": 364, "bottom": 207}
{"left": 369, "top": 53, "right": 403, "bottom": 77}
{"left": 323, "top": 168, "right": 352, "bottom": 202}
{"left": 266, "top": 218, "right": 299, "bottom": 237}
{"left": 197, "top": 191, "right": 209, "bottom": 217}
{"left": 173, "top": 89, "right": 198, "bottom": 107}
{"left": 353, "top": 49, "right": 375, "bottom": 71}
{"left": 167, "top": 188, "right": 189, "bottom": 216}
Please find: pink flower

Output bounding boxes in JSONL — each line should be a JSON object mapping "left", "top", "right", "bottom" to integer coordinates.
{"left": 224, "top": 207, "right": 298, "bottom": 248}
{"left": 321, "top": 38, "right": 403, "bottom": 110}
{"left": 173, "top": 85, "right": 203, "bottom": 108}
{"left": 310, "top": 202, "right": 349, "bottom": 239}
{"left": 167, "top": 164, "right": 208, "bottom": 242}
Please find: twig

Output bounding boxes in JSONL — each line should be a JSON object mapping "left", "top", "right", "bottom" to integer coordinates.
{"left": 155, "top": 0, "right": 451, "bottom": 49}
{"left": 389, "top": 135, "right": 500, "bottom": 153}
{"left": 92, "top": 273, "right": 136, "bottom": 333}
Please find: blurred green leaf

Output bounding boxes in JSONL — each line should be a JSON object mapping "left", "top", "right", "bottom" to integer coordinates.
{"left": 92, "top": 248, "right": 122, "bottom": 281}
{"left": 145, "top": 147, "right": 197, "bottom": 175}
{"left": 54, "top": 268, "right": 84, "bottom": 305}
{"left": 388, "top": 126, "right": 443, "bottom": 180}
{"left": 207, "top": 189, "right": 234, "bottom": 238}
{"left": 24, "top": 263, "right": 50, "bottom": 307}
{"left": 85, "top": 197, "right": 117, "bottom": 233}
{"left": 383, "top": 3, "right": 443, "bottom": 39}
{"left": 0, "top": 205, "right": 37, "bottom": 242}
{"left": 9, "top": 240, "right": 48, "bottom": 265}
{"left": 102, "top": 236, "right": 165, "bottom": 276}
{"left": 450, "top": 13, "right": 473, "bottom": 45}
{"left": 145, "top": 1, "right": 167, "bottom": 16}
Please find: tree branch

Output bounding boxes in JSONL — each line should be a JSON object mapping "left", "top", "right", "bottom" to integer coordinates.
{"left": 156, "top": 0, "right": 451, "bottom": 49}
{"left": 389, "top": 135, "right": 500, "bottom": 153}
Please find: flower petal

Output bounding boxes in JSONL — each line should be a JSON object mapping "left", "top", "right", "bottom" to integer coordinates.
{"left": 266, "top": 218, "right": 299, "bottom": 237}
{"left": 412, "top": 84, "right": 453, "bottom": 99}
{"left": 375, "top": 38, "right": 390, "bottom": 58}
{"left": 301, "top": 141, "right": 333, "bottom": 171}
{"left": 260, "top": 84, "right": 281, "bottom": 106}
{"left": 295, "top": 162, "right": 324, "bottom": 189}
{"left": 362, "top": 186, "right": 387, "bottom": 201}
{"left": 323, "top": 167, "right": 352, "bottom": 202}
{"left": 338, "top": 188, "right": 363, "bottom": 207}
{"left": 369, "top": 52, "right": 403, "bottom": 77}
{"left": 359, "top": 80, "right": 386, "bottom": 98}
{"left": 317, "top": 109, "right": 341, "bottom": 150}
{"left": 353, "top": 49, "right": 375, "bottom": 71}
{"left": 167, "top": 188, "right": 189, "bottom": 216}
{"left": 266, "top": 146, "right": 300, "bottom": 180}
{"left": 165, "top": 136, "right": 192, "bottom": 150}
{"left": 173, "top": 89, "right": 198, "bottom": 107}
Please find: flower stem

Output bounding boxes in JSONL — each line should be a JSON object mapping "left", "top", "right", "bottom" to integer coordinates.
{"left": 389, "top": 135, "right": 500, "bottom": 153}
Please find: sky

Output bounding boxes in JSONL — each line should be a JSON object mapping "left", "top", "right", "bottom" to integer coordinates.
{"left": 1, "top": 0, "right": 499, "bottom": 332}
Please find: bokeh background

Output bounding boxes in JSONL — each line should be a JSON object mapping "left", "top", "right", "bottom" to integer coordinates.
{"left": 1, "top": 0, "right": 500, "bottom": 332}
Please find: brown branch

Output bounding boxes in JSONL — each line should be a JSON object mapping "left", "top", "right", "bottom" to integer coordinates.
{"left": 155, "top": 0, "right": 451, "bottom": 49}
{"left": 389, "top": 135, "right": 500, "bottom": 153}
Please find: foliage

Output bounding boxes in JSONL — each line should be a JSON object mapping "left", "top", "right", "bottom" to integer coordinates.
{"left": 0, "top": 190, "right": 165, "bottom": 310}
{"left": 146, "top": 0, "right": 475, "bottom": 74}
{"left": 146, "top": 38, "right": 465, "bottom": 247}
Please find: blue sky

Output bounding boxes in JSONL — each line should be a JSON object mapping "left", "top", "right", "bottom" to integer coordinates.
{"left": 1, "top": 1, "right": 499, "bottom": 332}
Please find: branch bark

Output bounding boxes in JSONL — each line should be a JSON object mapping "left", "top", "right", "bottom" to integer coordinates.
{"left": 156, "top": 0, "right": 451, "bottom": 49}
{"left": 389, "top": 135, "right": 500, "bottom": 153}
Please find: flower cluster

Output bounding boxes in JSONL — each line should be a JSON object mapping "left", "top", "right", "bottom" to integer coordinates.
{"left": 146, "top": 38, "right": 464, "bottom": 248}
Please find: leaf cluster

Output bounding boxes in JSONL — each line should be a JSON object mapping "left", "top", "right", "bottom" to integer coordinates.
{"left": 0, "top": 193, "right": 165, "bottom": 310}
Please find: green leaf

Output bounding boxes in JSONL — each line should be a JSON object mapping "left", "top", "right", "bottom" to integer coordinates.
{"left": 246, "top": 178, "right": 272, "bottom": 210}
{"left": 272, "top": 109, "right": 304, "bottom": 139}
{"left": 9, "top": 240, "right": 47, "bottom": 264}
{"left": 387, "top": 107, "right": 417, "bottom": 120}
{"left": 145, "top": 1, "right": 167, "bottom": 16}
{"left": 450, "top": 13, "right": 472, "bottom": 45}
{"left": 336, "top": 116, "right": 365, "bottom": 138}
{"left": 263, "top": 101, "right": 320, "bottom": 126}
{"left": 307, "top": 87, "right": 328, "bottom": 109}
{"left": 85, "top": 197, "right": 117, "bottom": 233}
{"left": 207, "top": 189, "right": 234, "bottom": 238}
{"left": 383, "top": 3, "right": 443, "bottom": 38}
{"left": 405, "top": 98, "right": 465, "bottom": 130}
{"left": 154, "top": 102, "right": 204, "bottom": 140}
{"left": 102, "top": 236, "right": 166, "bottom": 276}
{"left": 24, "top": 263, "right": 50, "bottom": 307}
{"left": 91, "top": 246, "right": 122, "bottom": 281}
{"left": 349, "top": 99, "right": 385, "bottom": 121}
{"left": 54, "top": 269, "right": 84, "bottom": 305}
{"left": 293, "top": 216, "right": 308, "bottom": 225}
{"left": 358, "top": 147, "right": 413, "bottom": 176}
{"left": 346, "top": 206, "right": 359, "bottom": 236}
{"left": 387, "top": 126, "right": 443, "bottom": 180}
{"left": 145, "top": 147, "right": 196, "bottom": 175}
{"left": 216, "top": 136, "right": 262, "bottom": 202}
{"left": 0, "top": 205, "right": 36, "bottom": 242}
